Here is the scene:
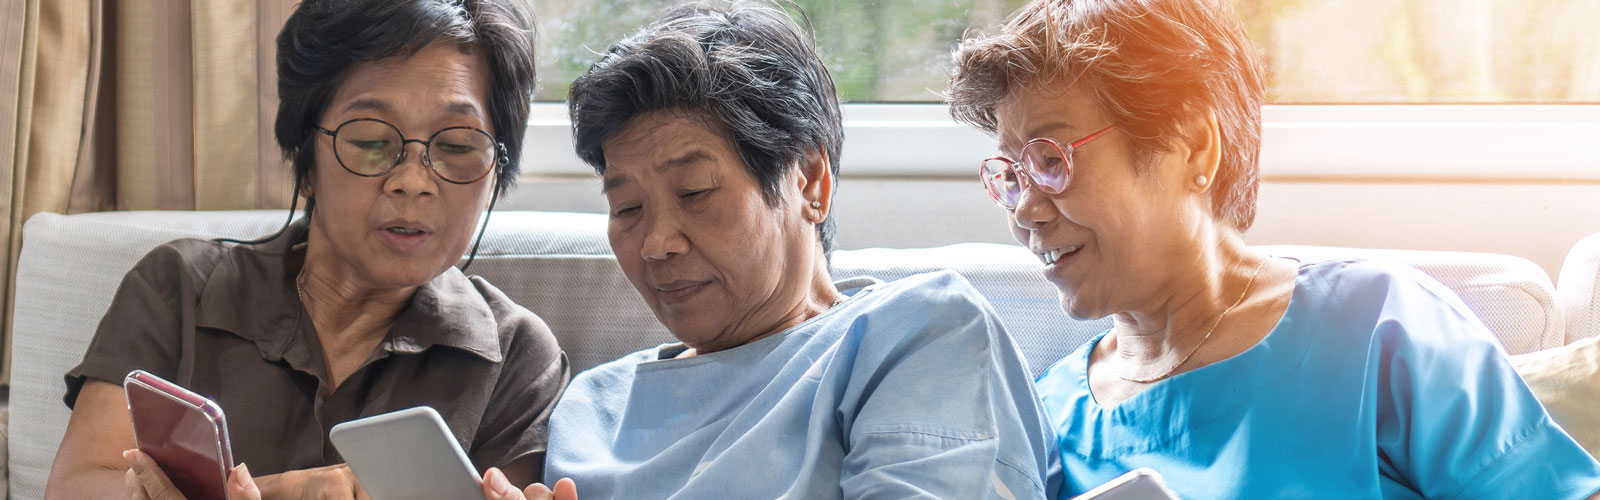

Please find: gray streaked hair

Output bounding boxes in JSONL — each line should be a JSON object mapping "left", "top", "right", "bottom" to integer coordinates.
{"left": 568, "top": 1, "right": 844, "bottom": 255}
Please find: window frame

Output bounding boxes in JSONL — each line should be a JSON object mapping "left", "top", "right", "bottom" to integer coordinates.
{"left": 519, "top": 103, "right": 1600, "bottom": 181}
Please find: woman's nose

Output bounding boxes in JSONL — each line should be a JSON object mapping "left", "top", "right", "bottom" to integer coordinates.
{"left": 641, "top": 212, "right": 689, "bottom": 261}
{"left": 1010, "top": 184, "right": 1055, "bottom": 230}
{"left": 383, "top": 142, "right": 439, "bottom": 196}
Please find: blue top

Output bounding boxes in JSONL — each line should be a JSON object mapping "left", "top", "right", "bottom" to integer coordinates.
{"left": 545, "top": 271, "right": 1061, "bottom": 499}
{"left": 1038, "top": 259, "right": 1600, "bottom": 499}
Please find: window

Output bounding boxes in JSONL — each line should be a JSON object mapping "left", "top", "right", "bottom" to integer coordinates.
{"left": 523, "top": 0, "right": 1600, "bottom": 180}
{"left": 533, "top": 0, "right": 1600, "bottom": 104}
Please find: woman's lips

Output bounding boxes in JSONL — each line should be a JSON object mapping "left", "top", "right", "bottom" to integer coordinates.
{"left": 1042, "top": 244, "right": 1084, "bottom": 281}
{"left": 377, "top": 225, "right": 433, "bottom": 251}
{"left": 655, "top": 280, "right": 709, "bottom": 304}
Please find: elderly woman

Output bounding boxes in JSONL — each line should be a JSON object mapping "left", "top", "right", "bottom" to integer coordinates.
{"left": 479, "top": 3, "right": 1056, "bottom": 500}
{"left": 948, "top": 0, "right": 1600, "bottom": 498}
{"left": 45, "top": 0, "right": 567, "bottom": 498}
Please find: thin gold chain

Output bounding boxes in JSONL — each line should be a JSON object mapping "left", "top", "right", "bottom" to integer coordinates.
{"left": 295, "top": 263, "right": 310, "bottom": 308}
{"left": 1121, "top": 256, "right": 1271, "bottom": 384}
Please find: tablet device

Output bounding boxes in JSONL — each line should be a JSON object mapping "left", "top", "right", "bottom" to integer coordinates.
{"left": 123, "top": 370, "right": 234, "bottom": 500}
{"left": 1070, "top": 468, "right": 1182, "bottom": 500}
{"left": 328, "top": 406, "right": 485, "bottom": 500}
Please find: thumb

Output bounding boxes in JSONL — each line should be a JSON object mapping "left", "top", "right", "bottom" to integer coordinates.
{"left": 522, "top": 481, "right": 554, "bottom": 500}
{"left": 482, "top": 468, "right": 523, "bottom": 500}
{"left": 553, "top": 478, "right": 578, "bottom": 500}
{"left": 228, "top": 463, "right": 262, "bottom": 500}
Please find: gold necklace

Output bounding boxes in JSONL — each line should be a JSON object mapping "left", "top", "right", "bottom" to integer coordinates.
{"left": 295, "top": 264, "right": 309, "bottom": 308}
{"left": 1121, "top": 256, "right": 1271, "bottom": 384}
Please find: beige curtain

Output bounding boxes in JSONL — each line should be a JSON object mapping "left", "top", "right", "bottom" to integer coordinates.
{"left": 1, "top": 0, "right": 296, "bottom": 383}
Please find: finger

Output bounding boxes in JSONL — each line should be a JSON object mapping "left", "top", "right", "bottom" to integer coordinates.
{"left": 126, "top": 449, "right": 183, "bottom": 500}
{"left": 125, "top": 467, "right": 150, "bottom": 500}
{"left": 338, "top": 464, "right": 373, "bottom": 500}
{"left": 228, "top": 463, "right": 262, "bottom": 500}
{"left": 482, "top": 468, "right": 522, "bottom": 500}
{"left": 523, "top": 481, "right": 554, "bottom": 500}
{"left": 553, "top": 478, "right": 578, "bottom": 500}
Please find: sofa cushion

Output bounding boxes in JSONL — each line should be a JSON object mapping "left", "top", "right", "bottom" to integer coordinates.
{"left": 1260, "top": 245, "right": 1564, "bottom": 355}
{"left": 1559, "top": 232, "right": 1600, "bottom": 343}
{"left": 5, "top": 211, "right": 1569, "bottom": 500}
{"left": 1510, "top": 337, "right": 1600, "bottom": 458}
{"left": 6, "top": 210, "right": 637, "bottom": 500}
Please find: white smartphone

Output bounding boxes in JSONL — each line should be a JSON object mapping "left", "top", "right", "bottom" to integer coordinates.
{"left": 328, "top": 406, "right": 485, "bottom": 500}
{"left": 1070, "top": 468, "right": 1182, "bottom": 500}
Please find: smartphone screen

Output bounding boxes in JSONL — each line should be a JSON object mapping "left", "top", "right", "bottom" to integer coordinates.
{"left": 124, "top": 370, "right": 233, "bottom": 500}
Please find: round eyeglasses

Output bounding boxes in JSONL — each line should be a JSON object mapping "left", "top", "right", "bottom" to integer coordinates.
{"left": 980, "top": 125, "right": 1116, "bottom": 209}
{"left": 316, "top": 118, "right": 505, "bottom": 184}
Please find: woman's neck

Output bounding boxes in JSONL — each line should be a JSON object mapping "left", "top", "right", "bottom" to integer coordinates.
{"left": 298, "top": 260, "right": 416, "bottom": 341}
{"left": 687, "top": 262, "right": 840, "bottom": 356}
{"left": 295, "top": 243, "right": 418, "bottom": 388}
{"left": 1108, "top": 231, "right": 1258, "bottom": 369}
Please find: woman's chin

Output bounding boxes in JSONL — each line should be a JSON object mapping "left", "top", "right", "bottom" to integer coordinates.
{"left": 363, "top": 262, "right": 451, "bottom": 289}
{"left": 1056, "top": 289, "right": 1105, "bottom": 321}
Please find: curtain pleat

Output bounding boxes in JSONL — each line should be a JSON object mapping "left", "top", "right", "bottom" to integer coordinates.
{"left": 3, "top": 0, "right": 98, "bottom": 383}
{"left": 2, "top": 0, "right": 295, "bottom": 380}
{"left": 192, "top": 0, "right": 260, "bottom": 210}
{"left": 114, "top": 1, "right": 195, "bottom": 210}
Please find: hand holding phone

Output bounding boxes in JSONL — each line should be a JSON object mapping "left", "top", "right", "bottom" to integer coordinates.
{"left": 124, "top": 370, "right": 235, "bottom": 500}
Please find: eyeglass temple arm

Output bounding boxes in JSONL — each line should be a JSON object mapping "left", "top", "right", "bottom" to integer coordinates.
{"left": 1069, "top": 125, "right": 1117, "bottom": 148}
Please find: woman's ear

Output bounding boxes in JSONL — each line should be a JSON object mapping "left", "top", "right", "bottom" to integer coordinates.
{"left": 796, "top": 147, "right": 834, "bottom": 224}
{"left": 1177, "top": 108, "right": 1222, "bottom": 193}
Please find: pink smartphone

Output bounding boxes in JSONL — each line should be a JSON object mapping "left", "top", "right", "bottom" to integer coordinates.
{"left": 123, "top": 370, "right": 234, "bottom": 500}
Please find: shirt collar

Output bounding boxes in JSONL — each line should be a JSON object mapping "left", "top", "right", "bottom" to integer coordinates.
{"left": 194, "top": 218, "right": 502, "bottom": 364}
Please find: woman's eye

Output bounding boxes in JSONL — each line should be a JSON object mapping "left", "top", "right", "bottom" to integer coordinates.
{"left": 613, "top": 206, "right": 640, "bottom": 217}
{"left": 435, "top": 142, "right": 473, "bottom": 154}
{"left": 681, "top": 189, "right": 713, "bottom": 200}
{"left": 350, "top": 140, "right": 389, "bottom": 151}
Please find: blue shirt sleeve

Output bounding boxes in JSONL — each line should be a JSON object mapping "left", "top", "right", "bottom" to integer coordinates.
{"left": 836, "top": 272, "right": 1059, "bottom": 500}
{"left": 1370, "top": 268, "right": 1600, "bottom": 499}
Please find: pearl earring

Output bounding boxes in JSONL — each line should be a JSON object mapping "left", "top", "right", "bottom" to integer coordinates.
{"left": 810, "top": 200, "right": 821, "bottom": 208}
{"left": 1195, "top": 175, "right": 1208, "bottom": 187}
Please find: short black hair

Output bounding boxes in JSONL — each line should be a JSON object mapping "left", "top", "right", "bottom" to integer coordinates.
{"left": 275, "top": 0, "right": 537, "bottom": 214}
{"left": 568, "top": 1, "right": 844, "bottom": 255}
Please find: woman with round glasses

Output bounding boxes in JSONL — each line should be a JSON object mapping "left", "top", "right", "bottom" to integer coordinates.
{"left": 481, "top": 3, "right": 1056, "bottom": 500}
{"left": 47, "top": 1, "right": 567, "bottom": 498}
{"left": 950, "top": 0, "right": 1600, "bottom": 499}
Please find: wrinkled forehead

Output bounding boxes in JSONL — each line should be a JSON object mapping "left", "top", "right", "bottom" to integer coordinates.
{"left": 993, "top": 82, "right": 1101, "bottom": 155}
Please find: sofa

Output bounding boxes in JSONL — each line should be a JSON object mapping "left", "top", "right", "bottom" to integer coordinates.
{"left": 5, "top": 210, "right": 1596, "bottom": 499}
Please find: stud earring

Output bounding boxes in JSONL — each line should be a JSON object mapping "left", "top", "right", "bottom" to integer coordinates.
{"left": 1195, "top": 175, "right": 1208, "bottom": 187}
{"left": 810, "top": 200, "right": 821, "bottom": 208}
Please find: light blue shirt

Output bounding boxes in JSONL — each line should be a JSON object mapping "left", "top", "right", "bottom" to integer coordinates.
{"left": 545, "top": 271, "right": 1061, "bottom": 499}
{"left": 1038, "top": 259, "right": 1600, "bottom": 499}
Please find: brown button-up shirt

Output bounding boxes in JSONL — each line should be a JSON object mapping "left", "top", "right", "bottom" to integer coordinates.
{"left": 65, "top": 220, "right": 568, "bottom": 481}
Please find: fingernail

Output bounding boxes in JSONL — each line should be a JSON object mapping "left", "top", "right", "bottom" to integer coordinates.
{"left": 487, "top": 468, "right": 514, "bottom": 495}
{"left": 233, "top": 463, "right": 252, "bottom": 483}
{"left": 122, "top": 449, "right": 137, "bottom": 465}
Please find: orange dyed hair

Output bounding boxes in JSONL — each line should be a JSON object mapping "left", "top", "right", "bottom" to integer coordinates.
{"left": 949, "top": 0, "right": 1266, "bottom": 232}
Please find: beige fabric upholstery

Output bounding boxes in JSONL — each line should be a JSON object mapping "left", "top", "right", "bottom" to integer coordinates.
{"left": 1511, "top": 337, "right": 1600, "bottom": 458}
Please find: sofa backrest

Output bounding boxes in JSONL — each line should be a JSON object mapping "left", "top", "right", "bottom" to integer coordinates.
{"left": 1559, "top": 232, "right": 1600, "bottom": 344}
{"left": 5, "top": 210, "right": 1564, "bottom": 500}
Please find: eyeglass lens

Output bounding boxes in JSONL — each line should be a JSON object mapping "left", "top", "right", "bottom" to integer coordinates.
{"left": 982, "top": 140, "right": 1071, "bottom": 207}
{"left": 332, "top": 120, "right": 496, "bottom": 183}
